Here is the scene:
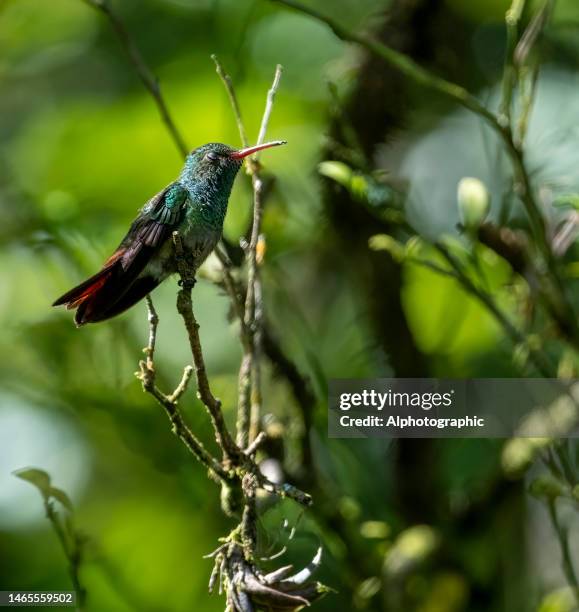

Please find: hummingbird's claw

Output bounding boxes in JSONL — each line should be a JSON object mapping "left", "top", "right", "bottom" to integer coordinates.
{"left": 178, "top": 278, "right": 197, "bottom": 289}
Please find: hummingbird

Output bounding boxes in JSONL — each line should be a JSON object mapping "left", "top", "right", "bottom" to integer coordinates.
{"left": 53, "top": 140, "right": 286, "bottom": 326}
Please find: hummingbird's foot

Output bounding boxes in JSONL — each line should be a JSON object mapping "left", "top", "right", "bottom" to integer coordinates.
{"left": 178, "top": 277, "right": 196, "bottom": 290}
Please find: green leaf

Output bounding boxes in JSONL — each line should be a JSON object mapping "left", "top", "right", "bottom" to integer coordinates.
{"left": 553, "top": 194, "right": 579, "bottom": 210}
{"left": 318, "top": 160, "right": 354, "bottom": 188}
{"left": 360, "top": 520, "right": 390, "bottom": 539}
{"left": 13, "top": 470, "right": 74, "bottom": 512}
{"left": 438, "top": 234, "right": 470, "bottom": 257}
{"left": 539, "top": 587, "right": 576, "bottom": 612}
{"left": 318, "top": 160, "right": 369, "bottom": 202}
{"left": 502, "top": 438, "right": 550, "bottom": 478}
{"left": 368, "top": 234, "right": 405, "bottom": 261}
{"left": 49, "top": 486, "right": 74, "bottom": 512}
{"left": 405, "top": 236, "right": 424, "bottom": 257}
{"left": 355, "top": 577, "right": 382, "bottom": 601}
{"left": 384, "top": 525, "right": 440, "bottom": 576}
{"left": 319, "top": 161, "right": 397, "bottom": 209}
{"left": 13, "top": 467, "right": 52, "bottom": 499}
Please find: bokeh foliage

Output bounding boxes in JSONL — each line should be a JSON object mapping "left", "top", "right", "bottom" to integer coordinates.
{"left": 3, "top": 0, "right": 579, "bottom": 610}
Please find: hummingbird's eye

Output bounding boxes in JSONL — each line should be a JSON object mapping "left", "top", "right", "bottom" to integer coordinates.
{"left": 206, "top": 151, "right": 219, "bottom": 162}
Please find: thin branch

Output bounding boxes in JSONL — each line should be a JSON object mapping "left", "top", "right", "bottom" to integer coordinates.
{"left": 212, "top": 57, "right": 283, "bottom": 445}
{"left": 249, "top": 248, "right": 265, "bottom": 443}
{"left": 237, "top": 351, "right": 253, "bottom": 449}
{"left": 239, "top": 171, "right": 264, "bottom": 447}
{"left": 517, "top": 63, "right": 540, "bottom": 145}
{"left": 246, "top": 65, "right": 283, "bottom": 315}
{"left": 244, "top": 66, "right": 283, "bottom": 446}
{"left": 138, "top": 298, "right": 228, "bottom": 480}
{"left": 138, "top": 292, "right": 313, "bottom": 511}
{"left": 259, "top": 477, "right": 313, "bottom": 507}
{"left": 553, "top": 212, "right": 579, "bottom": 257}
{"left": 435, "top": 243, "right": 557, "bottom": 377}
{"left": 172, "top": 232, "right": 240, "bottom": 461}
{"left": 212, "top": 54, "right": 250, "bottom": 149}
{"left": 547, "top": 500, "right": 579, "bottom": 606}
{"left": 256, "top": 67, "right": 283, "bottom": 147}
{"left": 261, "top": 327, "right": 317, "bottom": 471}
{"left": 515, "top": 0, "right": 555, "bottom": 144}
{"left": 500, "top": 0, "right": 526, "bottom": 124}
{"left": 82, "top": 0, "right": 188, "bottom": 157}
{"left": 168, "top": 365, "right": 194, "bottom": 402}
{"left": 241, "top": 473, "right": 258, "bottom": 558}
{"left": 212, "top": 54, "right": 259, "bottom": 448}
{"left": 514, "top": 0, "right": 555, "bottom": 67}
{"left": 144, "top": 294, "right": 158, "bottom": 370}
{"left": 212, "top": 58, "right": 284, "bottom": 448}
{"left": 244, "top": 431, "right": 267, "bottom": 456}
{"left": 44, "top": 501, "right": 86, "bottom": 611}
{"left": 214, "top": 249, "right": 318, "bottom": 454}
{"left": 214, "top": 250, "right": 318, "bottom": 470}
{"left": 214, "top": 248, "right": 251, "bottom": 342}
{"left": 139, "top": 368, "right": 229, "bottom": 480}
{"left": 406, "top": 256, "right": 461, "bottom": 280}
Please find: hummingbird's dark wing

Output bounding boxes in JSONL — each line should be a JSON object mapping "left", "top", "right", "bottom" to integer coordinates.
{"left": 53, "top": 182, "right": 189, "bottom": 325}
{"left": 119, "top": 181, "right": 188, "bottom": 262}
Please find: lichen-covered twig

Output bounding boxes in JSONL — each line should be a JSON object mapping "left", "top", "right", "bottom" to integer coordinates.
{"left": 245, "top": 66, "right": 283, "bottom": 445}
{"left": 208, "top": 538, "right": 326, "bottom": 612}
{"left": 137, "top": 298, "right": 229, "bottom": 481}
{"left": 212, "top": 55, "right": 283, "bottom": 449}
{"left": 172, "top": 232, "right": 240, "bottom": 462}
{"left": 144, "top": 294, "right": 158, "bottom": 370}
{"left": 169, "top": 233, "right": 314, "bottom": 508}
{"left": 137, "top": 292, "right": 313, "bottom": 506}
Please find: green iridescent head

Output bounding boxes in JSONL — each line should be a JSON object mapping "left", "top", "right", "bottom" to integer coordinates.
{"left": 184, "top": 143, "right": 240, "bottom": 178}
{"left": 179, "top": 141, "right": 287, "bottom": 200}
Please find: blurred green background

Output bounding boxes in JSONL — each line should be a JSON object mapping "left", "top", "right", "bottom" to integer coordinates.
{"left": 3, "top": 0, "right": 579, "bottom": 610}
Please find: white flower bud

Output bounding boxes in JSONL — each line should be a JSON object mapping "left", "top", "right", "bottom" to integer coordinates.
{"left": 457, "top": 177, "right": 490, "bottom": 231}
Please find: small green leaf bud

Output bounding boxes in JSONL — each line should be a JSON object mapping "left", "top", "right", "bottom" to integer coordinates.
{"left": 529, "top": 475, "right": 566, "bottom": 501}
